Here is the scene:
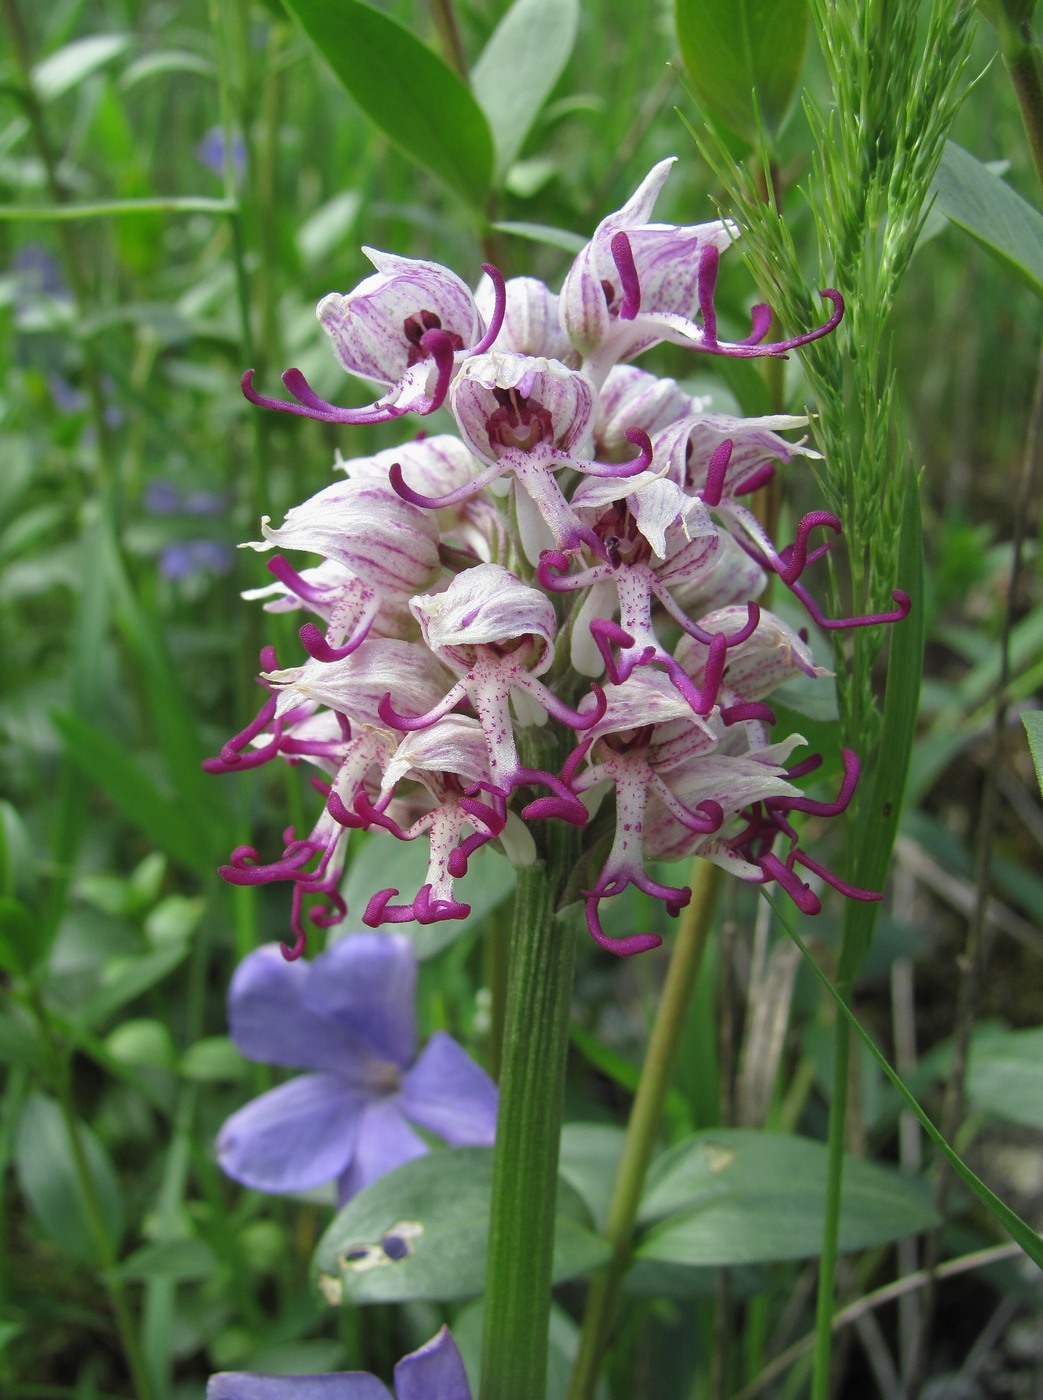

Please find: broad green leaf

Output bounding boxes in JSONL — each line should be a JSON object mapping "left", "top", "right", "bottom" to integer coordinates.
{"left": 1023, "top": 711, "right": 1043, "bottom": 798}
{"left": 674, "top": 0, "right": 808, "bottom": 142}
{"left": 967, "top": 1025, "right": 1043, "bottom": 1129}
{"left": 75, "top": 943, "right": 190, "bottom": 1031}
{"left": 0, "top": 1008, "right": 44, "bottom": 1069}
{"left": 840, "top": 470, "right": 924, "bottom": 980}
{"left": 472, "top": 0, "right": 579, "bottom": 181}
{"left": 15, "top": 1093, "right": 124, "bottom": 1263}
{"left": 775, "top": 899, "right": 1043, "bottom": 1270}
{"left": 932, "top": 141, "right": 1043, "bottom": 299}
{"left": 281, "top": 0, "right": 493, "bottom": 208}
{"left": 113, "top": 1236, "right": 217, "bottom": 1281}
{"left": 341, "top": 835, "right": 515, "bottom": 958}
{"left": 32, "top": 35, "right": 131, "bottom": 101}
{"left": 636, "top": 1129, "right": 936, "bottom": 1266}
{"left": 50, "top": 709, "right": 211, "bottom": 875}
{"left": 314, "top": 1147, "right": 608, "bottom": 1304}
{"left": 180, "top": 1036, "right": 249, "bottom": 1083}
{"left": 105, "top": 1018, "right": 177, "bottom": 1072}
{"left": 0, "top": 897, "right": 36, "bottom": 975}
{"left": 559, "top": 1123, "right": 627, "bottom": 1232}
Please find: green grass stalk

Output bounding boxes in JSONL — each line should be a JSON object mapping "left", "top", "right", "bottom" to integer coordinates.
{"left": 567, "top": 861, "right": 722, "bottom": 1400}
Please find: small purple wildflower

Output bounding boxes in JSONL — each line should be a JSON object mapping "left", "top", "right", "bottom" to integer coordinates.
{"left": 208, "top": 1326, "right": 472, "bottom": 1400}
{"left": 216, "top": 934, "right": 497, "bottom": 1203}
{"left": 197, "top": 125, "right": 247, "bottom": 183}
{"left": 208, "top": 159, "right": 907, "bottom": 957}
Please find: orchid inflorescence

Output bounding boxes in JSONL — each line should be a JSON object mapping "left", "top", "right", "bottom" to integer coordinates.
{"left": 207, "top": 158, "right": 909, "bottom": 958}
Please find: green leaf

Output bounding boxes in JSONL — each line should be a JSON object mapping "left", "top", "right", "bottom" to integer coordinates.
{"left": 105, "top": 1018, "right": 177, "bottom": 1072}
{"left": 32, "top": 35, "right": 131, "bottom": 101}
{"left": 674, "top": 0, "right": 808, "bottom": 142}
{"left": 0, "top": 1008, "right": 44, "bottom": 1070}
{"left": 559, "top": 1123, "right": 627, "bottom": 1232}
{"left": 472, "top": 0, "right": 579, "bottom": 181}
{"left": 932, "top": 141, "right": 1043, "bottom": 299}
{"left": 281, "top": 0, "right": 493, "bottom": 208}
{"left": 313, "top": 1147, "right": 608, "bottom": 1304}
{"left": 491, "top": 220, "right": 587, "bottom": 254}
{"left": 840, "top": 469, "right": 924, "bottom": 980}
{"left": 775, "top": 899, "right": 1043, "bottom": 1270}
{"left": 0, "top": 897, "right": 36, "bottom": 975}
{"left": 180, "top": 1036, "right": 249, "bottom": 1083}
{"left": 1023, "top": 711, "right": 1043, "bottom": 798}
{"left": 15, "top": 1093, "right": 124, "bottom": 1264}
{"left": 341, "top": 836, "right": 515, "bottom": 958}
{"left": 636, "top": 1129, "right": 936, "bottom": 1266}
{"left": 50, "top": 709, "right": 211, "bottom": 874}
{"left": 967, "top": 1025, "right": 1043, "bottom": 1129}
{"left": 112, "top": 1236, "right": 217, "bottom": 1281}
{"left": 75, "top": 942, "right": 190, "bottom": 1031}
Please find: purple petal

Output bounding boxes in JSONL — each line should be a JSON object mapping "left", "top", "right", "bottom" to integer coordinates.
{"left": 398, "top": 1032, "right": 498, "bottom": 1146}
{"left": 208, "top": 1375, "right": 390, "bottom": 1400}
{"left": 393, "top": 1328, "right": 472, "bottom": 1400}
{"left": 303, "top": 933, "right": 417, "bottom": 1067}
{"left": 216, "top": 1073, "right": 364, "bottom": 1192}
{"left": 227, "top": 944, "right": 370, "bottom": 1073}
{"left": 334, "top": 1098, "right": 428, "bottom": 1203}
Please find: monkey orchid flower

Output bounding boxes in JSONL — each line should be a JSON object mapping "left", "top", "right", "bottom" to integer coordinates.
{"left": 242, "top": 251, "right": 506, "bottom": 424}
{"left": 380, "top": 564, "right": 604, "bottom": 817}
{"left": 559, "top": 157, "right": 843, "bottom": 387}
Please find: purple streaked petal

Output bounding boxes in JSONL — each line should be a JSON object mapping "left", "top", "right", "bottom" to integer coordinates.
{"left": 208, "top": 1374, "right": 391, "bottom": 1400}
{"left": 216, "top": 1073, "right": 363, "bottom": 1192}
{"left": 394, "top": 1327, "right": 472, "bottom": 1400}
{"left": 475, "top": 274, "right": 570, "bottom": 359}
{"left": 241, "top": 368, "right": 404, "bottom": 425}
{"left": 303, "top": 932, "right": 417, "bottom": 1067}
{"left": 227, "top": 944, "right": 369, "bottom": 1071}
{"left": 334, "top": 1098, "right": 428, "bottom": 1203}
{"left": 399, "top": 1031, "right": 497, "bottom": 1145}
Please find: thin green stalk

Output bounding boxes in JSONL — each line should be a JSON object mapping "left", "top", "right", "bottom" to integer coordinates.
{"left": 999, "top": 12, "right": 1043, "bottom": 190}
{"left": 810, "top": 995, "right": 853, "bottom": 1400}
{"left": 0, "top": 197, "right": 236, "bottom": 219}
{"left": 568, "top": 861, "right": 722, "bottom": 1400}
{"left": 430, "top": 0, "right": 469, "bottom": 78}
{"left": 479, "top": 812, "right": 580, "bottom": 1400}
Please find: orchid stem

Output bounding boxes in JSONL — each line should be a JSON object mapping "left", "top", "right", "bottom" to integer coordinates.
{"left": 479, "top": 758, "right": 580, "bottom": 1400}
{"left": 567, "top": 860, "right": 722, "bottom": 1400}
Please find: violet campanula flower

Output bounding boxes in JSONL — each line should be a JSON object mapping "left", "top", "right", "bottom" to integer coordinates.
{"left": 216, "top": 935, "right": 497, "bottom": 1204}
{"left": 208, "top": 1326, "right": 472, "bottom": 1400}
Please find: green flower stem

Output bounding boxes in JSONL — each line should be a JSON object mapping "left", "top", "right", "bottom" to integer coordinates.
{"left": 567, "top": 860, "right": 722, "bottom": 1400}
{"left": 809, "top": 987, "right": 853, "bottom": 1400}
{"left": 999, "top": 14, "right": 1043, "bottom": 191}
{"left": 479, "top": 809, "right": 580, "bottom": 1400}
